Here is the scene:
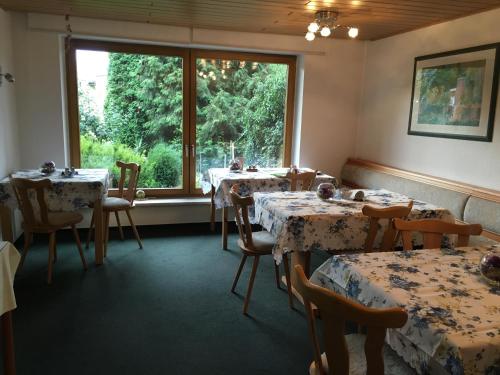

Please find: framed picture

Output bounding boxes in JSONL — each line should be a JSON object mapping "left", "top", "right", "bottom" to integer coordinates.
{"left": 408, "top": 43, "right": 500, "bottom": 142}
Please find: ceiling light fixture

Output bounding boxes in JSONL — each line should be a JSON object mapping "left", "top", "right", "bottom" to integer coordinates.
{"left": 304, "top": 10, "right": 359, "bottom": 41}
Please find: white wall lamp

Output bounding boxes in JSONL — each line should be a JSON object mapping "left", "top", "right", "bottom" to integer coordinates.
{"left": 305, "top": 10, "right": 359, "bottom": 41}
{"left": 0, "top": 66, "right": 15, "bottom": 86}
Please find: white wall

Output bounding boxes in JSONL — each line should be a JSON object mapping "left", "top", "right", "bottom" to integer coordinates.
{"left": 0, "top": 9, "right": 21, "bottom": 241}
{"left": 356, "top": 8, "right": 500, "bottom": 190}
{"left": 0, "top": 9, "right": 19, "bottom": 178}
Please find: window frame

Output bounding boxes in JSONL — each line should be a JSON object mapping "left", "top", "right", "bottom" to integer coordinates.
{"left": 66, "top": 38, "right": 296, "bottom": 197}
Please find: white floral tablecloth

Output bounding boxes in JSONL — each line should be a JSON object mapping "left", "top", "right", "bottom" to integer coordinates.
{"left": 254, "top": 189, "right": 454, "bottom": 263}
{"left": 0, "top": 242, "right": 20, "bottom": 316}
{"left": 0, "top": 169, "right": 109, "bottom": 211}
{"left": 202, "top": 168, "right": 336, "bottom": 209}
{"left": 310, "top": 245, "right": 500, "bottom": 375}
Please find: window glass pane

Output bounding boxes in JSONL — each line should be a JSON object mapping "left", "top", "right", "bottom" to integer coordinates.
{"left": 195, "top": 58, "right": 289, "bottom": 188}
{"left": 76, "top": 49, "right": 184, "bottom": 189}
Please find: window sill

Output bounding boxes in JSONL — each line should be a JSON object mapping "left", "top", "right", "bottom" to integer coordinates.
{"left": 134, "top": 197, "right": 211, "bottom": 207}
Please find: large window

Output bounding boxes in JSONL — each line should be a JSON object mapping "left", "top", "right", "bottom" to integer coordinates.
{"left": 66, "top": 40, "right": 296, "bottom": 196}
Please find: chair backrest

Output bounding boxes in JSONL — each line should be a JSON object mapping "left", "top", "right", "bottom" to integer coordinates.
{"left": 289, "top": 170, "right": 317, "bottom": 191}
{"left": 362, "top": 201, "right": 413, "bottom": 252}
{"left": 393, "top": 218, "right": 483, "bottom": 250}
{"left": 294, "top": 265, "right": 408, "bottom": 375}
{"left": 229, "top": 184, "right": 255, "bottom": 250}
{"left": 116, "top": 161, "right": 141, "bottom": 203}
{"left": 295, "top": 265, "right": 408, "bottom": 375}
{"left": 10, "top": 177, "right": 52, "bottom": 230}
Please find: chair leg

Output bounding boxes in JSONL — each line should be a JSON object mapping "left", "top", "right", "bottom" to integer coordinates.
{"left": 283, "top": 254, "right": 294, "bottom": 309}
{"left": 71, "top": 225, "right": 87, "bottom": 270}
{"left": 47, "top": 232, "right": 56, "bottom": 284}
{"left": 125, "top": 209, "right": 143, "bottom": 249}
{"left": 274, "top": 263, "right": 281, "bottom": 290}
{"left": 114, "top": 211, "right": 124, "bottom": 241}
{"left": 243, "top": 256, "right": 260, "bottom": 315}
{"left": 19, "top": 231, "right": 32, "bottom": 271}
{"left": 86, "top": 211, "right": 95, "bottom": 249}
{"left": 231, "top": 254, "right": 248, "bottom": 292}
{"left": 104, "top": 211, "right": 110, "bottom": 257}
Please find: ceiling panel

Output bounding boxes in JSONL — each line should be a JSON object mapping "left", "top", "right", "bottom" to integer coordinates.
{"left": 1, "top": 0, "right": 499, "bottom": 40}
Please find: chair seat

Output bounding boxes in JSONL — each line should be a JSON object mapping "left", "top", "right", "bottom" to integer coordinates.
{"left": 309, "top": 334, "right": 416, "bottom": 375}
{"left": 32, "top": 211, "right": 83, "bottom": 232}
{"left": 237, "top": 230, "right": 276, "bottom": 254}
{"left": 103, "top": 197, "right": 132, "bottom": 211}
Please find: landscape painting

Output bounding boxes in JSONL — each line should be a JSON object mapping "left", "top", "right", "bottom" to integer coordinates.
{"left": 408, "top": 44, "right": 500, "bottom": 141}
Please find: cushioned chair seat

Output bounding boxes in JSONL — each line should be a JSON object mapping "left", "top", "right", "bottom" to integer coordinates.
{"left": 103, "top": 197, "right": 132, "bottom": 210}
{"left": 309, "top": 334, "right": 416, "bottom": 375}
{"left": 46, "top": 211, "right": 84, "bottom": 228}
{"left": 238, "top": 230, "right": 275, "bottom": 253}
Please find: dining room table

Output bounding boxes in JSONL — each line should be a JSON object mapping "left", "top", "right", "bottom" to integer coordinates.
{"left": 310, "top": 244, "right": 500, "bottom": 375}
{"left": 253, "top": 188, "right": 455, "bottom": 299}
{"left": 201, "top": 167, "right": 336, "bottom": 249}
{"left": 0, "top": 241, "right": 21, "bottom": 375}
{"left": 0, "top": 168, "right": 109, "bottom": 265}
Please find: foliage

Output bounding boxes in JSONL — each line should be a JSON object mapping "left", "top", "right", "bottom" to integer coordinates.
{"left": 78, "top": 52, "right": 290, "bottom": 189}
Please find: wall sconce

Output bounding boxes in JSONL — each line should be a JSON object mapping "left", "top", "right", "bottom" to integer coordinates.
{"left": 0, "top": 66, "right": 15, "bottom": 86}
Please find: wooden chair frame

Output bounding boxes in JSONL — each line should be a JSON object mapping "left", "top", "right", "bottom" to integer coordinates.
{"left": 393, "top": 218, "right": 482, "bottom": 250}
{"left": 289, "top": 170, "right": 317, "bottom": 192}
{"left": 294, "top": 265, "right": 408, "bottom": 375}
{"left": 87, "top": 161, "right": 143, "bottom": 254}
{"left": 10, "top": 177, "right": 87, "bottom": 284}
{"left": 230, "top": 184, "right": 294, "bottom": 314}
{"left": 362, "top": 201, "right": 413, "bottom": 252}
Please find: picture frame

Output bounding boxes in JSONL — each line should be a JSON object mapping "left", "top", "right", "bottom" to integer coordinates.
{"left": 408, "top": 43, "right": 500, "bottom": 142}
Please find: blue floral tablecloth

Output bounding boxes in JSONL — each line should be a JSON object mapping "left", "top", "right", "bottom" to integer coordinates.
{"left": 0, "top": 169, "right": 109, "bottom": 211}
{"left": 310, "top": 245, "right": 500, "bottom": 375}
{"left": 254, "top": 189, "right": 454, "bottom": 263}
{"left": 202, "top": 168, "right": 336, "bottom": 209}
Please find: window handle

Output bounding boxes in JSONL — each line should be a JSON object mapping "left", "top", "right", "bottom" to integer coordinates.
{"left": 184, "top": 144, "right": 189, "bottom": 158}
{"left": 191, "top": 144, "right": 195, "bottom": 158}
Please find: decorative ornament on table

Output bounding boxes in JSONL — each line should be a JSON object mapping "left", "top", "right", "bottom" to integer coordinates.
{"left": 136, "top": 189, "right": 146, "bottom": 200}
{"left": 352, "top": 190, "right": 365, "bottom": 201}
{"left": 317, "top": 183, "right": 336, "bottom": 200}
{"left": 229, "top": 159, "right": 242, "bottom": 171}
{"left": 289, "top": 164, "right": 299, "bottom": 175}
{"left": 479, "top": 250, "right": 500, "bottom": 286}
{"left": 40, "top": 161, "right": 56, "bottom": 174}
{"left": 61, "top": 167, "right": 78, "bottom": 178}
{"left": 246, "top": 165, "right": 258, "bottom": 172}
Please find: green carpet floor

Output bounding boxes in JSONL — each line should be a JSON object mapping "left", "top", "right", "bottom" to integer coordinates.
{"left": 8, "top": 224, "right": 331, "bottom": 375}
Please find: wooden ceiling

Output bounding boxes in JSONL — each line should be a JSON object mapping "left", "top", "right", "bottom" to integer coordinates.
{"left": 1, "top": 0, "right": 500, "bottom": 40}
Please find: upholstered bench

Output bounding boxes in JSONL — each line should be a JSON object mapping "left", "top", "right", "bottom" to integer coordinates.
{"left": 340, "top": 159, "right": 500, "bottom": 246}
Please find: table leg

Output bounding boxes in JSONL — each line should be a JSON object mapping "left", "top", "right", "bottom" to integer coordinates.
{"left": 210, "top": 186, "right": 216, "bottom": 232}
{"left": 0, "top": 204, "right": 13, "bottom": 242}
{"left": 2, "top": 311, "right": 16, "bottom": 375}
{"left": 281, "top": 251, "right": 312, "bottom": 306}
{"left": 222, "top": 206, "right": 228, "bottom": 250}
{"left": 93, "top": 198, "right": 104, "bottom": 265}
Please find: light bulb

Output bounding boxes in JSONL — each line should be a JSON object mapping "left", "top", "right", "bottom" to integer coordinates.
{"left": 307, "top": 22, "right": 320, "bottom": 33}
{"left": 305, "top": 32, "right": 316, "bottom": 41}
{"left": 348, "top": 27, "right": 359, "bottom": 38}
{"left": 320, "top": 26, "right": 331, "bottom": 37}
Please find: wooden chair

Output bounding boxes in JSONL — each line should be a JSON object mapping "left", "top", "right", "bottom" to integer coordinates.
{"left": 10, "top": 177, "right": 87, "bottom": 284}
{"left": 289, "top": 170, "right": 317, "bottom": 191}
{"left": 361, "top": 201, "right": 413, "bottom": 252}
{"left": 294, "top": 265, "right": 415, "bottom": 375}
{"left": 393, "top": 219, "right": 483, "bottom": 250}
{"left": 87, "top": 161, "right": 143, "bottom": 255}
{"left": 230, "top": 184, "right": 294, "bottom": 314}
